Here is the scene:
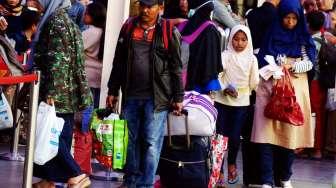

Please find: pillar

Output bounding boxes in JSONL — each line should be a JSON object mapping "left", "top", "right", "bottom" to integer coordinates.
{"left": 99, "top": 0, "right": 130, "bottom": 107}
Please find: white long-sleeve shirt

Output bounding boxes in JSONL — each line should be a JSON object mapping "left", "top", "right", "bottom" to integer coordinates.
{"left": 215, "top": 53, "right": 259, "bottom": 106}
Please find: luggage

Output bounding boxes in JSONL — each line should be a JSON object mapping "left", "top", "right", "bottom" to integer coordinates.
{"left": 159, "top": 111, "right": 211, "bottom": 188}
{"left": 164, "top": 91, "right": 217, "bottom": 136}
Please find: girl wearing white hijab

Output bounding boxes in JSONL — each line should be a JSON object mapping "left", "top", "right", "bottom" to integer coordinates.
{"left": 32, "top": 0, "right": 93, "bottom": 187}
{"left": 214, "top": 25, "right": 259, "bottom": 186}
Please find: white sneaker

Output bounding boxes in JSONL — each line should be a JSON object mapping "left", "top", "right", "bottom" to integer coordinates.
{"left": 281, "top": 180, "right": 293, "bottom": 188}
{"left": 261, "top": 184, "right": 272, "bottom": 188}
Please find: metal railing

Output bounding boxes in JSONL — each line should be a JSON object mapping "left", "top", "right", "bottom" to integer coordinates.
{"left": 0, "top": 72, "right": 40, "bottom": 188}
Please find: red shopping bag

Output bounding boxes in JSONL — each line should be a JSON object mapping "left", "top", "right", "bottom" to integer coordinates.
{"left": 73, "top": 129, "right": 93, "bottom": 175}
{"left": 264, "top": 68, "right": 304, "bottom": 126}
{"left": 208, "top": 134, "right": 228, "bottom": 188}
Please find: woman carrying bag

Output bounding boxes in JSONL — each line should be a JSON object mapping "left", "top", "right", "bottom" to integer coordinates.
{"left": 32, "top": 0, "right": 93, "bottom": 187}
{"left": 250, "top": 0, "right": 316, "bottom": 187}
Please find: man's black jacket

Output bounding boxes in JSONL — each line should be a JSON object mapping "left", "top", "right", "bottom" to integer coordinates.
{"left": 108, "top": 17, "right": 184, "bottom": 112}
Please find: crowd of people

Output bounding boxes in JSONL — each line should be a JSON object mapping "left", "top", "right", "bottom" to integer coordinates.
{"left": 108, "top": 0, "right": 335, "bottom": 188}
{"left": 0, "top": 0, "right": 334, "bottom": 188}
{"left": 0, "top": 0, "right": 106, "bottom": 187}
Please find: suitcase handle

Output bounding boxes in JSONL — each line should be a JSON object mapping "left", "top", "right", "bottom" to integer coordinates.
{"left": 167, "top": 109, "right": 191, "bottom": 149}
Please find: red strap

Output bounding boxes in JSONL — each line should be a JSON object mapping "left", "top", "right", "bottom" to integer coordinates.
{"left": 121, "top": 17, "right": 135, "bottom": 37}
{"left": 162, "top": 19, "right": 169, "bottom": 50}
{"left": 0, "top": 74, "right": 38, "bottom": 85}
{"left": 0, "top": 56, "right": 8, "bottom": 70}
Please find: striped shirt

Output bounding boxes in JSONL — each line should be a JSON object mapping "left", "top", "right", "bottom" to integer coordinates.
{"left": 292, "top": 46, "right": 313, "bottom": 73}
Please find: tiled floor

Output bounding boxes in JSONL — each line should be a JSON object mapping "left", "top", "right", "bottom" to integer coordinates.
{"left": 0, "top": 145, "right": 334, "bottom": 187}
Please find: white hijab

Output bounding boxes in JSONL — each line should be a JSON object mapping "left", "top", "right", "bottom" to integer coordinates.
{"left": 221, "top": 25, "right": 255, "bottom": 86}
{"left": 224, "top": 24, "right": 254, "bottom": 73}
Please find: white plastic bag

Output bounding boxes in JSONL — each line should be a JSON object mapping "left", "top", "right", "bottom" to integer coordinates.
{"left": 104, "top": 113, "right": 120, "bottom": 120}
{"left": 34, "top": 102, "right": 64, "bottom": 165}
{"left": 0, "top": 92, "right": 13, "bottom": 130}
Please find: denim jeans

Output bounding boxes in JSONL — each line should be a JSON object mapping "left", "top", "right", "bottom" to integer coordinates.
{"left": 259, "top": 144, "right": 295, "bottom": 186}
{"left": 215, "top": 103, "right": 248, "bottom": 168}
{"left": 122, "top": 99, "right": 168, "bottom": 188}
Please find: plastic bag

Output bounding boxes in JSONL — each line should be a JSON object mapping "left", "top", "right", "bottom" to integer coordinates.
{"left": 208, "top": 135, "right": 228, "bottom": 188}
{"left": 0, "top": 92, "right": 13, "bottom": 130}
{"left": 34, "top": 102, "right": 64, "bottom": 165}
{"left": 112, "top": 120, "right": 128, "bottom": 170}
{"left": 91, "top": 109, "right": 128, "bottom": 170}
{"left": 264, "top": 68, "right": 304, "bottom": 126}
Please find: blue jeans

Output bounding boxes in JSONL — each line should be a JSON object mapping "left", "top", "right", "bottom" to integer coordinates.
{"left": 215, "top": 103, "right": 248, "bottom": 168}
{"left": 259, "top": 144, "right": 295, "bottom": 186}
{"left": 122, "top": 99, "right": 168, "bottom": 188}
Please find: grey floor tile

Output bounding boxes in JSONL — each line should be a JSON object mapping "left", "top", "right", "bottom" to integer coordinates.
{"left": 0, "top": 145, "right": 334, "bottom": 187}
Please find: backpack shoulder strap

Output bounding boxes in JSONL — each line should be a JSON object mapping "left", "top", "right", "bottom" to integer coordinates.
{"left": 177, "top": 21, "right": 188, "bottom": 32}
{"left": 182, "top": 21, "right": 215, "bottom": 44}
{"left": 162, "top": 19, "right": 174, "bottom": 50}
{"left": 121, "top": 17, "right": 136, "bottom": 37}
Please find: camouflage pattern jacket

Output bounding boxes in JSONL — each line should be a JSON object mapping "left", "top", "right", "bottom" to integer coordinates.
{"left": 34, "top": 8, "right": 92, "bottom": 113}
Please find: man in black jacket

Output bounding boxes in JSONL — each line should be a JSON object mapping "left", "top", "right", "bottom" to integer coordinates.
{"left": 246, "top": 0, "right": 280, "bottom": 52}
{"left": 106, "top": 0, "right": 184, "bottom": 187}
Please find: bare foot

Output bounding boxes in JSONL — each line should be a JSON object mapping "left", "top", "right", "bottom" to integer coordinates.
{"left": 68, "top": 177, "right": 91, "bottom": 188}
{"left": 68, "top": 174, "right": 87, "bottom": 185}
{"left": 32, "top": 180, "right": 55, "bottom": 188}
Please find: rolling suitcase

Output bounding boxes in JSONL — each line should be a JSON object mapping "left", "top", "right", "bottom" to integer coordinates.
{"left": 159, "top": 110, "right": 211, "bottom": 188}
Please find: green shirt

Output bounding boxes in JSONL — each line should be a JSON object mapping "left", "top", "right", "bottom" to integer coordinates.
{"left": 35, "top": 8, "right": 92, "bottom": 113}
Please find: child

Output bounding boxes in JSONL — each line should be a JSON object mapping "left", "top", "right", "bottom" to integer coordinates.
{"left": 15, "top": 9, "right": 40, "bottom": 58}
{"left": 214, "top": 24, "right": 259, "bottom": 186}
{"left": 82, "top": 2, "right": 106, "bottom": 108}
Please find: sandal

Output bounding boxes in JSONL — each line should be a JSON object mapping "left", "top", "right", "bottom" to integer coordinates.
{"left": 227, "top": 165, "right": 239, "bottom": 184}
